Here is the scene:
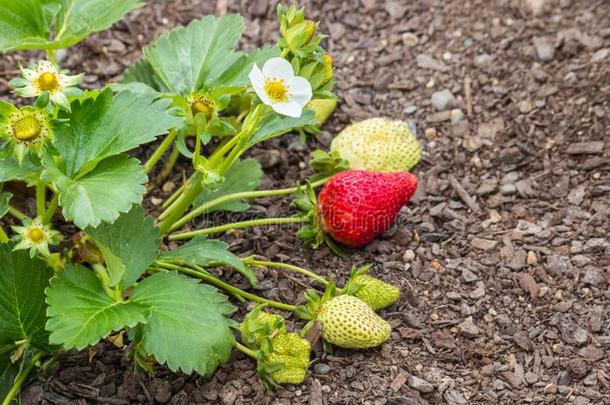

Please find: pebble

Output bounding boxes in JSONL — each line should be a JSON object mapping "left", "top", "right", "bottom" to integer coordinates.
{"left": 591, "top": 48, "right": 609, "bottom": 63}
{"left": 416, "top": 54, "right": 450, "bottom": 72}
{"left": 524, "top": 372, "right": 539, "bottom": 385}
{"left": 470, "top": 237, "right": 498, "bottom": 250}
{"left": 470, "top": 282, "right": 486, "bottom": 299}
{"left": 543, "top": 383, "right": 558, "bottom": 394}
{"left": 403, "top": 249, "right": 415, "bottom": 262}
{"left": 404, "top": 104, "right": 417, "bottom": 114}
{"left": 431, "top": 89, "right": 456, "bottom": 111}
{"left": 533, "top": 36, "right": 555, "bottom": 61}
{"left": 474, "top": 53, "right": 492, "bottom": 66}
{"left": 519, "top": 100, "right": 533, "bottom": 114}
{"left": 458, "top": 316, "right": 481, "bottom": 338}
{"left": 313, "top": 363, "right": 331, "bottom": 375}
{"left": 461, "top": 268, "right": 480, "bottom": 283}
{"left": 424, "top": 127, "right": 437, "bottom": 138}
{"left": 408, "top": 375, "right": 434, "bottom": 393}
{"left": 402, "top": 32, "right": 418, "bottom": 47}
{"left": 527, "top": 251, "right": 538, "bottom": 265}
{"left": 581, "top": 267, "right": 606, "bottom": 286}
{"left": 450, "top": 109, "right": 464, "bottom": 124}
{"left": 500, "top": 184, "right": 517, "bottom": 195}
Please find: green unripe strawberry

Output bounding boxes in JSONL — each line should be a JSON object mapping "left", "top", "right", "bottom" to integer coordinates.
{"left": 268, "top": 333, "right": 311, "bottom": 385}
{"left": 317, "top": 295, "right": 391, "bottom": 349}
{"left": 330, "top": 118, "right": 420, "bottom": 172}
{"left": 307, "top": 99, "right": 337, "bottom": 126}
{"left": 350, "top": 274, "right": 400, "bottom": 311}
{"left": 240, "top": 307, "right": 287, "bottom": 348}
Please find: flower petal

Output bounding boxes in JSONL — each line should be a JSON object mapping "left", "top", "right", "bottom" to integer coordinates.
{"left": 61, "top": 73, "right": 84, "bottom": 87}
{"left": 21, "top": 68, "right": 36, "bottom": 81}
{"left": 15, "top": 85, "right": 39, "bottom": 97}
{"left": 249, "top": 64, "right": 273, "bottom": 106}
{"left": 37, "top": 60, "right": 57, "bottom": 73}
{"left": 287, "top": 76, "right": 313, "bottom": 106}
{"left": 272, "top": 101, "right": 303, "bottom": 118}
{"left": 262, "top": 57, "right": 294, "bottom": 80}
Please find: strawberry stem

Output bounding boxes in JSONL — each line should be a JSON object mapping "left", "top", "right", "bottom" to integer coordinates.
{"left": 234, "top": 341, "right": 257, "bottom": 359}
{"left": 144, "top": 129, "right": 178, "bottom": 174}
{"left": 168, "top": 216, "right": 308, "bottom": 241}
{"left": 243, "top": 258, "right": 328, "bottom": 286}
{"left": 152, "top": 261, "right": 297, "bottom": 312}
{"left": 169, "top": 177, "right": 330, "bottom": 232}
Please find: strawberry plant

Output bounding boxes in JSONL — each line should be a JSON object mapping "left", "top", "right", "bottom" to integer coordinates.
{"left": 0, "top": 3, "right": 420, "bottom": 402}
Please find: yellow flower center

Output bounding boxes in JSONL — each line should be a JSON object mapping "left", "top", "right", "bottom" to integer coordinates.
{"left": 36, "top": 72, "right": 60, "bottom": 92}
{"left": 28, "top": 228, "right": 46, "bottom": 243}
{"left": 190, "top": 96, "right": 215, "bottom": 120}
{"left": 12, "top": 116, "right": 42, "bottom": 141}
{"left": 264, "top": 79, "right": 289, "bottom": 103}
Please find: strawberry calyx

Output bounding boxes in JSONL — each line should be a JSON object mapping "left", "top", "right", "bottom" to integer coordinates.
{"left": 308, "top": 149, "right": 350, "bottom": 181}
{"left": 340, "top": 264, "right": 372, "bottom": 296}
{"left": 293, "top": 182, "right": 345, "bottom": 257}
{"left": 239, "top": 304, "right": 287, "bottom": 349}
{"left": 294, "top": 283, "right": 337, "bottom": 336}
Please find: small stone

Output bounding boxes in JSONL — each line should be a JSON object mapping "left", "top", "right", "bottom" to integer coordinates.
{"left": 582, "top": 267, "right": 606, "bottom": 287}
{"left": 106, "top": 39, "right": 126, "bottom": 53}
{"left": 390, "top": 373, "right": 407, "bottom": 391}
{"left": 519, "top": 100, "right": 533, "bottom": 114}
{"left": 558, "top": 314, "right": 589, "bottom": 346}
{"left": 525, "top": 372, "right": 539, "bottom": 385}
{"left": 424, "top": 127, "right": 437, "bottom": 139}
{"left": 564, "top": 72, "right": 577, "bottom": 82}
{"left": 517, "top": 273, "right": 539, "bottom": 299}
{"left": 572, "top": 255, "right": 591, "bottom": 267}
{"left": 543, "top": 383, "right": 558, "bottom": 394}
{"left": 500, "top": 184, "right": 517, "bottom": 195}
{"left": 450, "top": 109, "right": 464, "bottom": 124}
{"left": 403, "top": 249, "right": 415, "bottom": 262}
{"left": 431, "top": 89, "right": 456, "bottom": 111}
{"left": 416, "top": 54, "right": 450, "bottom": 72}
{"left": 313, "top": 363, "right": 331, "bottom": 375}
{"left": 533, "top": 36, "right": 554, "bottom": 61}
{"left": 474, "top": 53, "right": 492, "bottom": 66}
{"left": 408, "top": 375, "right": 434, "bottom": 393}
{"left": 524, "top": 0, "right": 546, "bottom": 15}
{"left": 469, "top": 282, "right": 486, "bottom": 299}
{"left": 461, "top": 268, "right": 479, "bottom": 283}
{"left": 471, "top": 237, "right": 498, "bottom": 250}
{"left": 459, "top": 317, "right": 481, "bottom": 338}
{"left": 402, "top": 32, "right": 418, "bottom": 47}
{"left": 513, "top": 330, "right": 535, "bottom": 351}
{"left": 591, "top": 48, "right": 609, "bottom": 63}
{"left": 527, "top": 251, "right": 538, "bottom": 265}
{"left": 404, "top": 104, "right": 417, "bottom": 114}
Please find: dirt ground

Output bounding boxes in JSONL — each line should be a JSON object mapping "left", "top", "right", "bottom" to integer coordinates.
{"left": 1, "top": 0, "right": 609, "bottom": 404}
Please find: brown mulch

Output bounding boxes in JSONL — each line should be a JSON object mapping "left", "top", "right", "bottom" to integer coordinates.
{"left": 1, "top": 0, "right": 609, "bottom": 404}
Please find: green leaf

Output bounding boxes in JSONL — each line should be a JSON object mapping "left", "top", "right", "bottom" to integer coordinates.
{"left": 0, "top": 155, "right": 41, "bottom": 183}
{"left": 120, "top": 59, "right": 166, "bottom": 92}
{"left": 43, "top": 155, "right": 147, "bottom": 229}
{"left": 213, "top": 46, "right": 280, "bottom": 88}
{"left": 130, "top": 272, "right": 236, "bottom": 375}
{"left": 0, "top": 351, "right": 19, "bottom": 401}
{"left": 246, "top": 109, "right": 317, "bottom": 147}
{"left": 54, "top": 88, "right": 180, "bottom": 177}
{"left": 0, "top": 0, "right": 141, "bottom": 53}
{"left": 0, "top": 190, "right": 11, "bottom": 219}
{"left": 0, "top": 0, "right": 48, "bottom": 53}
{"left": 86, "top": 205, "right": 160, "bottom": 290}
{"left": 142, "top": 15, "right": 245, "bottom": 93}
{"left": 45, "top": 264, "right": 148, "bottom": 350}
{"left": 0, "top": 245, "right": 53, "bottom": 351}
{"left": 51, "top": 0, "right": 142, "bottom": 49}
{"left": 194, "top": 158, "right": 263, "bottom": 213}
{"left": 159, "top": 236, "right": 257, "bottom": 286}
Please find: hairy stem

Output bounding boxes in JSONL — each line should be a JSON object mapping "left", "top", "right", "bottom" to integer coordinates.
{"left": 157, "top": 172, "right": 204, "bottom": 233}
{"left": 169, "top": 216, "right": 308, "bottom": 241}
{"left": 35, "top": 181, "right": 46, "bottom": 218}
{"left": 154, "top": 262, "right": 297, "bottom": 312}
{"left": 162, "top": 185, "right": 184, "bottom": 209}
{"left": 234, "top": 342, "right": 257, "bottom": 359}
{"left": 158, "top": 144, "right": 180, "bottom": 181}
{"left": 144, "top": 129, "right": 178, "bottom": 174}
{"left": 169, "top": 177, "right": 329, "bottom": 232}
{"left": 2, "top": 351, "right": 44, "bottom": 405}
{"left": 244, "top": 259, "right": 328, "bottom": 286}
{"left": 7, "top": 206, "right": 26, "bottom": 221}
{"left": 42, "top": 193, "right": 59, "bottom": 224}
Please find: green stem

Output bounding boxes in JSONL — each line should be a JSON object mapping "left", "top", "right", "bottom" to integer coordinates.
{"left": 169, "top": 216, "right": 308, "bottom": 241}
{"left": 280, "top": 48, "right": 290, "bottom": 58}
{"left": 154, "top": 262, "right": 296, "bottom": 311}
{"left": 145, "top": 129, "right": 178, "bottom": 174}
{"left": 92, "top": 264, "right": 121, "bottom": 301}
{"left": 162, "top": 185, "right": 184, "bottom": 209}
{"left": 2, "top": 351, "right": 44, "bottom": 405}
{"left": 46, "top": 49, "right": 56, "bottom": 65}
{"left": 35, "top": 181, "right": 46, "bottom": 218}
{"left": 169, "top": 177, "right": 329, "bottom": 232}
{"left": 245, "top": 259, "right": 328, "bottom": 286}
{"left": 7, "top": 206, "right": 26, "bottom": 221}
{"left": 234, "top": 342, "right": 257, "bottom": 359}
{"left": 159, "top": 144, "right": 180, "bottom": 180}
{"left": 158, "top": 172, "right": 204, "bottom": 233}
{"left": 42, "top": 193, "right": 59, "bottom": 224}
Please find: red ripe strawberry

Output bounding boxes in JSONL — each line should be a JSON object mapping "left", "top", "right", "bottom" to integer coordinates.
{"left": 317, "top": 170, "right": 417, "bottom": 247}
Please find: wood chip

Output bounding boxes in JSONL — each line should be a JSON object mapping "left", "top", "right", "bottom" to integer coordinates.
{"left": 566, "top": 142, "right": 604, "bottom": 155}
{"left": 517, "top": 273, "right": 539, "bottom": 299}
{"left": 390, "top": 373, "right": 408, "bottom": 392}
{"left": 448, "top": 175, "right": 480, "bottom": 213}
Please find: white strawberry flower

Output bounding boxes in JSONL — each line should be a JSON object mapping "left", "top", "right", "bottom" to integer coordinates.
{"left": 11, "top": 60, "right": 83, "bottom": 111}
{"left": 249, "top": 57, "right": 312, "bottom": 118}
{"left": 11, "top": 217, "right": 62, "bottom": 258}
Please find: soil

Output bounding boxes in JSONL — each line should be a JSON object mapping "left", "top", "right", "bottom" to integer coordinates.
{"left": 1, "top": 0, "right": 609, "bottom": 404}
